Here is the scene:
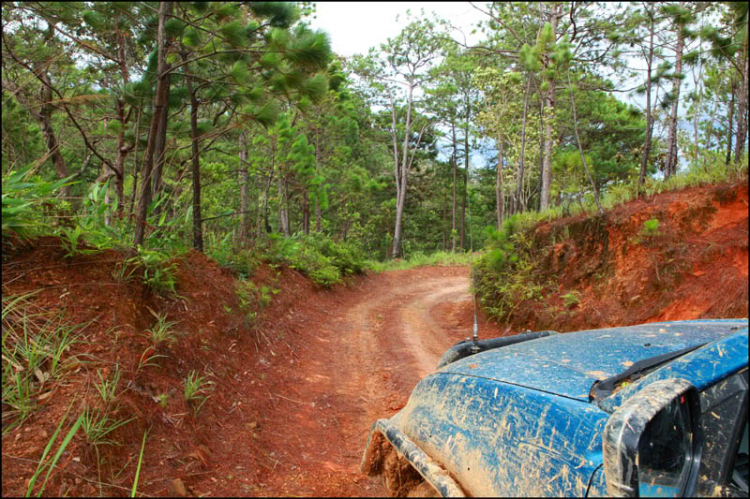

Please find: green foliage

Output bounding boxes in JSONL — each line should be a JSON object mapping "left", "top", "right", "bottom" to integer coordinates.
{"left": 641, "top": 218, "right": 661, "bottom": 237}
{"left": 26, "top": 404, "right": 84, "bottom": 497}
{"left": 80, "top": 407, "right": 133, "bottom": 447}
{"left": 131, "top": 428, "right": 150, "bottom": 498}
{"left": 59, "top": 225, "right": 102, "bottom": 258}
{"left": 562, "top": 291, "right": 582, "bottom": 308}
{"left": 184, "top": 370, "right": 212, "bottom": 417}
{"left": 126, "top": 247, "right": 180, "bottom": 295}
{"left": 145, "top": 313, "right": 182, "bottom": 346}
{"left": 234, "top": 279, "right": 277, "bottom": 326}
{"left": 208, "top": 237, "right": 261, "bottom": 279}
{"left": 269, "top": 233, "right": 366, "bottom": 286}
{"left": 1, "top": 167, "right": 72, "bottom": 240}
{"left": 94, "top": 365, "right": 122, "bottom": 406}
{"left": 2, "top": 293, "right": 81, "bottom": 433}
{"left": 369, "top": 251, "right": 474, "bottom": 272}
{"left": 474, "top": 224, "right": 550, "bottom": 323}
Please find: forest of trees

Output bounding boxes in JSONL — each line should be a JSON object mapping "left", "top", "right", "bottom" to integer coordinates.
{"left": 2, "top": 1, "right": 748, "bottom": 261}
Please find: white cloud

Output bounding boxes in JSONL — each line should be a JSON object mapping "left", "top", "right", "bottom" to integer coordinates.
{"left": 309, "top": 2, "right": 485, "bottom": 57}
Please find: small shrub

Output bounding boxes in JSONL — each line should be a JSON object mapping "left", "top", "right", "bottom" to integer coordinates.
{"left": 146, "top": 313, "right": 182, "bottom": 347}
{"left": 127, "top": 246, "right": 179, "bottom": 295}
{"left": 234, "top": 280, "right": 277, "bottom": 325}
{"left": 235, "top": 280, "right": 259, "bottom": 326}
{"left": 562, "top": 291, "right": 582, "bottom": 308}
{"left": 184, "top": 370, "right": 212, "bottom": 417}
{"left": 641, "top": 218, "right": 660, "bottom": 237}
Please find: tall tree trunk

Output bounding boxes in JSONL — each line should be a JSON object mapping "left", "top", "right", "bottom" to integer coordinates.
{"left": 151, "top": 71, "right": 172, "bottom": 200}
{"left": 704, "top": 97, "right": 720, "bottom": 169}
{"left": 692, "top": 64, "right": 702, "bottom": 164}
{"left": 129, "top": 107, "right": 142, "bottom": 219}
{"left": 639, "top": 12, "right": 655, "bottom": 190}
{"left": 460, "top": 165, "right": 466, "bottom": 249}
{"left": 314, "top": 129, "right": 322, "bottom": 232}
{"left": 239, "top": 132, "right": 249, "bottom": 242}
{"left": 134, "top": 1, "right": 172, "bottom": 247}
{"left": 665, "top": 21, "right": 685, "bottom": 178}
{"left": 113, "top": 24, "right": 131, "bottom": 217}
{"left": 257, "top": 153, "right": 274, "bottom": 239}
{"left": 442, "top": 191, "right": 447, "bottom": 251}
{"left": 391, "top": 81, "right": 415, "bottom": 259}
{"left": 114, "top": 99, "right": 128, "bottom": 218}
{"left": 539, "top": 2, "right": 559, "bottom": 211}
{"left": 734, "top": 32, "right": 748, "bottom": 165}
{"left": 451, "top": 122, "right": 458, "bottom": 253}
{"left": 37, "top": 22, "right": 70, "bottom": 198}
{"left": 496, "top": 139, "right": 505, "bottom": 229}
{"left": 540, "top": 87, "right": 555, "bottom": 210}
{"left": 278, "top": 173, "right": 290, "bottom": 237}
{"left": 517, "top": 77, "right": 531, "bottom": 213}
{"left": 187, "top": 73, "right": 203, "bottom": 252}
{"left": 726, "top": 77, "right": 735, "bottom": 165}
{"left": 460, "top": 95, "right": 470, "bottom": 249}
{"left": 302, "top": 190, "right": 310, "bottom": 235}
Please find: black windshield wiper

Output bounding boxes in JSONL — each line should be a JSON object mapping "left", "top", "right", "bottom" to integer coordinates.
{"left": 590, "top": 343, "right": 706, "bottom": 401}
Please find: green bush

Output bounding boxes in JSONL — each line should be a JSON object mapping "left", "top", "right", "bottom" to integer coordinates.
{"left": 641, "top": 218, "right": 660, "bottom": 237}
{"left": 2, "top": 166, "right": 72, "bottom": 240}
{"left": 126, "top": 246, "right": 180, "bottom": 295}
{"left": 269, "top": 233, "right": 366, "bottom": 286}
{"left": 474, "top": 224, "right": 551, "bottom": 324}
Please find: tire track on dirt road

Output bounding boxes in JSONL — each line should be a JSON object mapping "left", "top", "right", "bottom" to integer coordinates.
{"left": 250, "top": 266, "right": 504, "bottom": 496}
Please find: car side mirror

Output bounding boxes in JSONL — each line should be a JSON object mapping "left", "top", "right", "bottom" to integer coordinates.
{"left": 603, "top": 378, "right": 703, "bottom": 497}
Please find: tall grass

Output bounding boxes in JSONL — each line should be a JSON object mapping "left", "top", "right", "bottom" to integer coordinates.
{"left": 2, "top": 292, "right": 81, "bottom": 433}
{"left": 25, "top": 404, "right": 84, "bottom": 497}
{"left": 368, "top": 250, "right": 476, "bottom": 272}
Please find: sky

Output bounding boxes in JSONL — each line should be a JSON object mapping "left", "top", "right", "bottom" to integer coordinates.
{"left": 308, "top": 2, "right": 486, "bottom": 58}
{"left": 305, "top": 2, "right": 712, "bottom": 172}
{"left": 308, "top": 2, "right": 491, "bottom": 166}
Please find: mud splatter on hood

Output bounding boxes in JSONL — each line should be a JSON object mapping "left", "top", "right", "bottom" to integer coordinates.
{"left": 439, "top": 320, "right": 747, "bottom": 401}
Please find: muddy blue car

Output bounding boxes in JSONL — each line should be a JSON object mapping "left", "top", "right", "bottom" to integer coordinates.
{"left": 362, "top": 320, "right": 749, "bottom": 497}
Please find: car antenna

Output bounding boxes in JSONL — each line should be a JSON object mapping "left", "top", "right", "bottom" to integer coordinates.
{"left": 467, "top": 164, "right": 480, "bottom": 354}
{"left": 469, "top": 265, "right": 480, "bottom": 353}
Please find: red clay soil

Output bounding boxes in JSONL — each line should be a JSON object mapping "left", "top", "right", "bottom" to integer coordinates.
{"left": 1, "top": 239, "right": 500, "bottom": 497}
{"left": 511, "top": 179, "right": 749, "bottom": 332}
{"left": 1, "top": 178, "right": 747, "bottom": 497}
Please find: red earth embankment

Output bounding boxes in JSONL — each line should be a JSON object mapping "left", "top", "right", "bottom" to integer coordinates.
{"left": 505, "top": 178, "right": 748, "bottom": 332}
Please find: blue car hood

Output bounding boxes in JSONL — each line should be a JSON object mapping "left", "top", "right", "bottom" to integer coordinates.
{"left": 438, "top": 320, "right": 747, "bottom": 402}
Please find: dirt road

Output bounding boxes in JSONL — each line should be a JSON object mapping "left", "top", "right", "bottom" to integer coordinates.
{"left": 202, "top": 265, "right": 504, "bottom": 496}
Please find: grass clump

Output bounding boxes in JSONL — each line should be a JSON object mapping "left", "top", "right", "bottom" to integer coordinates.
{"left": 184, "top": 370, "right": 213, "bottom": 417}
{"left": 145, "top": 313, "right": 182, "bottom": 347}
{"left": 126, "top": 247, "right": 180, "bottom": 296}
{"left": 641, "top": 218, "right": 661, "bottom": 237}
{"left": 233, "top": 279, "right": 278, "bottom": 326}
{"left": 2, "top": 292, "right": 81, "bottom": 433}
